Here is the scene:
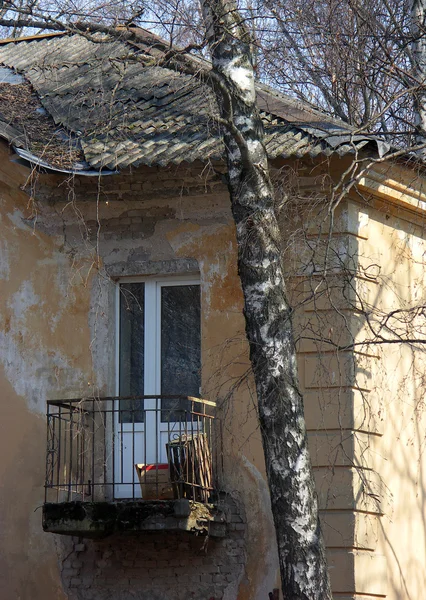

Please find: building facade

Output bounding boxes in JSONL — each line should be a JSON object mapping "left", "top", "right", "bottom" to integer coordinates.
{"left": 1, "top": 31, "right": 426, "bottom": 600}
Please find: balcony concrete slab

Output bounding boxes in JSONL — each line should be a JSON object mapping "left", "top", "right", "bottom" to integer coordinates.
{"left": 42, "top": 499, "right": 227, "bottom": 538}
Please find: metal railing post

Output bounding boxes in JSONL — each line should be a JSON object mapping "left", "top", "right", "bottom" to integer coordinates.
{"left": 44, "top": 396, "right": 217, "bottom": 505}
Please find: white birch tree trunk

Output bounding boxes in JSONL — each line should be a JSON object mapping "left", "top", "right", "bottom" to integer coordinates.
{"left": 199, "top": 1, "right": 332, "bottom": 598}
{"left": 412, "top": 0, "right": 426, "bottom": 152}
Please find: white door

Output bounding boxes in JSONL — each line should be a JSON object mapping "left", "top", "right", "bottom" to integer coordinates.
{"left": 114, "top": 276, "right": 201, "bottom": 498}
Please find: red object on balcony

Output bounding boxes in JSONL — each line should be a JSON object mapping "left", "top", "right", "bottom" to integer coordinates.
{"left": 135, "top": 463, "right": 173, "bottom": 500}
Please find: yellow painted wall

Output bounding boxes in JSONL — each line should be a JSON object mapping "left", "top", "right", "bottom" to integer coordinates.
{"left": 2, "top": 138, "right": 426, "bottom": 600}
{"left": 0, "top": 143, "right": 279, "bottom": 599}
{"left": 356, "top": 200, "right": 426, "bottom": 600}
{"left": 0, "top": 144, "right": 91, "bottom": 600}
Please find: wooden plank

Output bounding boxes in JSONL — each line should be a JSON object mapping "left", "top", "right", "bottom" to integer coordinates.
{"left": 187, "top": 396, "right": 217, "bottom": 408}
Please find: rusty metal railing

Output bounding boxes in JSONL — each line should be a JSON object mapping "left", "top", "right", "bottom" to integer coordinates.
{"left": 45, "top": 395, "right": 220, "bottom": 504}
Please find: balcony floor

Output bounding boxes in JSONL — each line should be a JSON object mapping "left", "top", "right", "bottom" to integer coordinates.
{"left": 42, "top": 499, "right": 227, "bottom": 538}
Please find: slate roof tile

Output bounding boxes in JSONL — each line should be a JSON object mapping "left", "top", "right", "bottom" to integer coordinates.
{"left": 0, "top": 31, "right": 385, "bottom": 172}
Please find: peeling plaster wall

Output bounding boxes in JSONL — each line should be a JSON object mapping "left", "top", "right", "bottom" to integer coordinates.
{"left": 5, "top": 142, "right": 426, "bottom": 600}
{"left": 0, "top": 200, "right": 91, "bottom": 411}
{"left": 0, "top": 147, "right": 278, "bottom": 599}
{"left": 0, "top": 143, "right": 89, "bottom": 600}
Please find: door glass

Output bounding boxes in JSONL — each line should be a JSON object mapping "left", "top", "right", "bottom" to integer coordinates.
{"left": 161, "top": 284, "right": 201, "bottom": 421}
{"left": 119, "top": 282, "right": 145, "bottom": 423}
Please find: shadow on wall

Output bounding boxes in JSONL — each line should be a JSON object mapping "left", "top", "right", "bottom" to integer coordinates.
{"left": 279, "top": 182, "right": 426, "bottom": 600}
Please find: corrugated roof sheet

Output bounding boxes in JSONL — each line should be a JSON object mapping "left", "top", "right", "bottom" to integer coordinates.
{"left": 0, "top": 32, "right": 386, "bottom": 172}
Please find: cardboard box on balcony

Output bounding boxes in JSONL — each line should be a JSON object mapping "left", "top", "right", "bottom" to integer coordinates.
{"left": 135, "top": 463, "right": 174, "bottom": 500}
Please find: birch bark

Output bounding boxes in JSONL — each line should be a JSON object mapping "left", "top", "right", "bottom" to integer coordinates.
{"left": 199, "top": 1, "right": 332, "bottom": 598}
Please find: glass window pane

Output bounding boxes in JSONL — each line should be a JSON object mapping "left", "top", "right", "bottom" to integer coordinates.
{"left": 119, "top": 282, "right": 145, "bottom": 423}
{"left": 161, "top": 284, "right": 201, "bottom": 421}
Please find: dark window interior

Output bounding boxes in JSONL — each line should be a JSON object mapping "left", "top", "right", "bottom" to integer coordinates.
{"left": 119, "top": 282, "right": 145, "bottom": 423}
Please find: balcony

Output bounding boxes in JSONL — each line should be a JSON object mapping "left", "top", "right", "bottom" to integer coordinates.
{"left": 43, "top": 396, "right": 226, "bottom": 538}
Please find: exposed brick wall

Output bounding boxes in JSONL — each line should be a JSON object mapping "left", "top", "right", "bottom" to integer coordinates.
{"left": 60, "top": 496, "right": 246, "bottom": 600}
{"left": 31, "top": 162, "right": 231, "bottom": 247}
{"left": 84, "top": 206, "right": 177, "bottom": 242}
{"left": 36, "top": 161, "right": 226, "bottom": 205}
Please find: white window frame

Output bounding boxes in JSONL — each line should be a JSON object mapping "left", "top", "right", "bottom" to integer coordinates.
{"left": 113, "top": 274, "right": 201, "bottom": 498}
